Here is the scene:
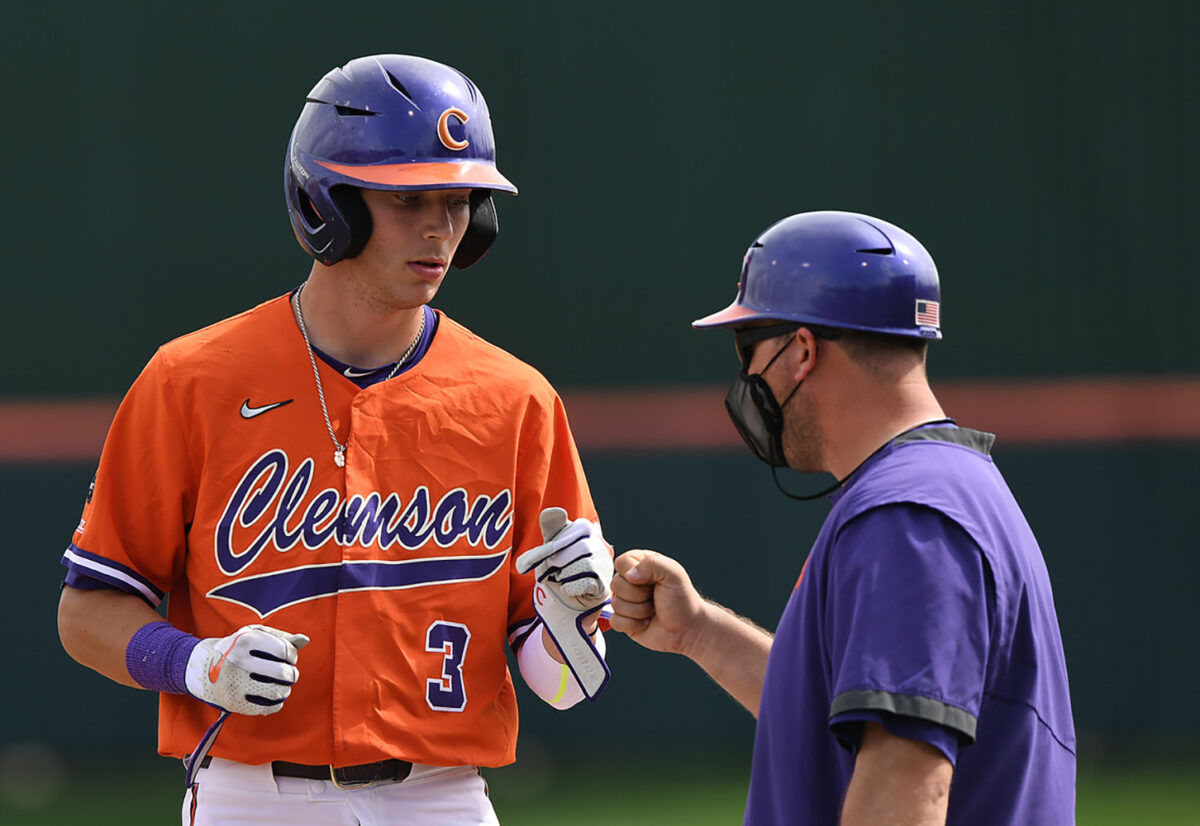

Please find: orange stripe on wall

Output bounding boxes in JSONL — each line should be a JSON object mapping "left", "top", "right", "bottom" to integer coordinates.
{"left": 0, "top": 399, "right": 120, "bottom": 463}
{"left": 1, "top": 375, "right": 1198, "bottom": 463}
{"left": 933, "top": 376, "right": 1200, "bottom": 444}
{"left": 562, "top": 376, "right": 1200, "bottom": 451}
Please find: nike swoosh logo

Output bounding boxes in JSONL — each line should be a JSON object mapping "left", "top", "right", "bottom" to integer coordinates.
{"left": 209, "top": 631, "right": 247, "bottom": 683}
{"left": 240, "top": 399, "right": 294, "bottom": 419}
{"left": 343, "top": 366, "right": 381, "bottom": 378}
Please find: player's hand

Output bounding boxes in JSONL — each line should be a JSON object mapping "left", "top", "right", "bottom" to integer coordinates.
{"left": 516, "top": 508, "right": 613, "bottom": 699}
{"left": 184, "top": 624, "right": 310, "bottom": 716}
{"left": 515, "top": 508, "right": 613, "bottom": 611}
{"left": 611, "top": 550, "right": 707, "bottom": 657}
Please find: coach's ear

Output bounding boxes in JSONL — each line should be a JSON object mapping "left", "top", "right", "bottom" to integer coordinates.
{"left": 785, "top": 327, "right": 821, "bottom": 383}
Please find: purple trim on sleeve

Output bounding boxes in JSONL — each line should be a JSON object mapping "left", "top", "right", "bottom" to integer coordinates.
{"left": 125, "top": 621, "right": 200, "bottom": 695}
{"left": 61, "top": 544, "right": 165, "bottom": 606}
{"left": 62, "top": 569, "right": 120, "bottom": 591}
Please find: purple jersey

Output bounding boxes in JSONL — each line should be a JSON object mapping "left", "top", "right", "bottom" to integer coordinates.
{"left": 746, "top": 426, "right": 1075, "bottom": 825}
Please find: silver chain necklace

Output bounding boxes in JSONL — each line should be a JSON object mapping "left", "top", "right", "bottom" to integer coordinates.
{"left": 292, "top": 284, "right": 426, "bottom": 468}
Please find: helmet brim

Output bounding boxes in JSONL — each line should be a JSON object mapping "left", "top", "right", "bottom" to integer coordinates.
{"left": 316, "top": 159, "right": 518, "bottom": 194}
{"left": 692, "top": 301, "right": 760, "bottom": 329}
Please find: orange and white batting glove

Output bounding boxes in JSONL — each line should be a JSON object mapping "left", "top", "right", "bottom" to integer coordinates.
{"left": 184, "top": 624, "right": 310, "bottom": 716}
{"left": 515, "top": 508, "right": 613, "bottom": 700}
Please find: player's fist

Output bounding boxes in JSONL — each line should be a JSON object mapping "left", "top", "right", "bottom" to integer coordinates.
{"left": 516, "top": 508, "right": 613, "bottom": 611}
{"left": 184, "top": 624, "right": 310, "bottom": 716}
{"left": 516, "top": 508, "right": 613, "bottom": 700}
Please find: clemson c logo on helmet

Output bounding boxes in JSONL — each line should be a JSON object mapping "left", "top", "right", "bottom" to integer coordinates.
{"left": 437, "top": 107, "right": 470, "bottom": 151}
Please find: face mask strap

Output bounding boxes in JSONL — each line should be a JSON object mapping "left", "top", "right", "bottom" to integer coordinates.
{"left": 757, "top": 336, "right": 840, "bottom": 498}
{"left": 759, "top": 334, "right": 795, "bottom": 375}
{"left": 770, "top": 465, "right": 845, "bottom": 501}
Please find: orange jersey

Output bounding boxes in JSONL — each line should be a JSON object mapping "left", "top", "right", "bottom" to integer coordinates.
{"left": 64, "top": 294, "right": 598, "bottom": 768}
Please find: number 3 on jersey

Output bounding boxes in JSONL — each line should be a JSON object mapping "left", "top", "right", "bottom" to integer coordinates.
{"left": 426, "top": 621, "right": 471, "bottom": 712}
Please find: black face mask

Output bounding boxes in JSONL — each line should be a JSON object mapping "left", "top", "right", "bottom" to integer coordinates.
{"left": 724, "top": 339, "right": 801, "bottom": 468}
{"left": 725, "top": 331, "right": 847, "bottom": 501}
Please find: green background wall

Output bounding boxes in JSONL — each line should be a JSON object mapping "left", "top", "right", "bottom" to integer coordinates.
{"left": 3, "top": 0, "right": 1197, "bottom": 803}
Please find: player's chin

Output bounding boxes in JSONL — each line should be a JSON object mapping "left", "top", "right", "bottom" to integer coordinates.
{"left": 386, "top": 280, "right": 441, "bottom": 310}
{"left": 410, "top": 274, "right": 445, "bottom": 298}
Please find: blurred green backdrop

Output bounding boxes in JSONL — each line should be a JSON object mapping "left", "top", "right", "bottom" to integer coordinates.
{"left": 2, "top": 0, "right": 1198, "bottom": 821}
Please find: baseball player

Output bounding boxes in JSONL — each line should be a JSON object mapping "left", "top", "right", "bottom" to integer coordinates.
{"left": 57, "top": 54, "right": 613, "bottom": 826}
{"left": 610, "top": 212, "right": 1076, "bottom": 824}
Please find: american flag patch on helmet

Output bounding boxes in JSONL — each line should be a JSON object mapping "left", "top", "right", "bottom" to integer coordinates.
{"left": 915, "top": 300, "right": 940, "bottom": 328}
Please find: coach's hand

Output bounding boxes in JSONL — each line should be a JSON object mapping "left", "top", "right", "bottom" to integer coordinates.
{"left": 611, "top": 550, "right": 708, "bottom": 657}
{"left": 616, "top": 551, "right": 774, "bottom": 716}
{"left": 185, "top": 624, "right": 310, "bottom": 716}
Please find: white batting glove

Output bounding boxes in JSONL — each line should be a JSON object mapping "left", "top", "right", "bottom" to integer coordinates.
{"left": 184, "top": 624, "right": 310, "bottom": 716}
{"left": 515, "top": 508, "right": 614, "bottom": 699}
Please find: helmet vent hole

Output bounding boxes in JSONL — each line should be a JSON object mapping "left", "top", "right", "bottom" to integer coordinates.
{"left": 855, "top": 248, "right": 894, "bottom": 255}
{"left": 296, "top": 189, "right": 324, "bottom": 227}
{"left": 459, "top": 74, "right": 479, "bottom": 105}
{"left": 334, "top": 104, "right": 377, "bottom": 117}
{"left": 383, "top": 71, "right": 417, "bottom": 105}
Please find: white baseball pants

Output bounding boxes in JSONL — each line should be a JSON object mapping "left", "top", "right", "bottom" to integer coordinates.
{"left": 183, "top": 757, "right": 500, "bottom": 825}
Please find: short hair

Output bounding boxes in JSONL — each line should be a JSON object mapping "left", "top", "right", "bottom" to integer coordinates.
{"left": 833, "top": 329, "right": 929, "bottom": 378}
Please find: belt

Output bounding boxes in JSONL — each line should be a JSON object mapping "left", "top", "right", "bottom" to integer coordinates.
{"left": 198, "top": 755, "right": 414, "bottom": 789}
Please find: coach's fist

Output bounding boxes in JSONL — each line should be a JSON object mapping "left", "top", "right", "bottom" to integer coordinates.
{"left": 611, "top": 550, "right": 706, "bottom": 658}
{"left": 184, "top": 624, "right": 310, "bottom": 716}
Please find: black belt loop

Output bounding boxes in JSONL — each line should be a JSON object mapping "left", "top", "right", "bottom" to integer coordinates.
{"left": 196, "top": 756, "right": 414, "bottom": 788}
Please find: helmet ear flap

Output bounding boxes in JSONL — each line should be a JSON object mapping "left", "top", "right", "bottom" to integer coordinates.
{"left": 452, "top": 191, "right": 499, "bottom": 269}
{"left": 329, "top": 186, "right": 372, "bottom": 262}
{"left": 284, "top": 167, "right": 372, "bottom": 266}
{"left": 286, "top": 167, "right": 335, "bottom": 262}
{"left": 300, "top": 186, "right": 496, "bottom": 267}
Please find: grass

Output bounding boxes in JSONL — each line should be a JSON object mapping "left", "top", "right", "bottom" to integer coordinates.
{"left": 1075, "top": 767, "right": 1200, "bottom": 825}
{"left": 1, "top": 758, "right": 1196, "bottom": 824}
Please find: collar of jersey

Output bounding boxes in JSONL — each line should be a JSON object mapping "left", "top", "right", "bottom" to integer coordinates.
{"left": 828, "top": 419, "right": 996, "bottom": 504}
{"left": 309, "top": 305, "right": 439, "bottom": 389}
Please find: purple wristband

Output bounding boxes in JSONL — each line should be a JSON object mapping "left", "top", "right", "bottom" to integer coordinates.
{"left": 125, "top": 621, "right": 201, "bottom": 695}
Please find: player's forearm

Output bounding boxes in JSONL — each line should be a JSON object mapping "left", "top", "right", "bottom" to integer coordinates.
{"left": 519, "top": 623, "right": 606, "bottom": 709}
{"left": 540, "top": 617, "right": 598, "bottom": 663}
{"left": 685, "top": 600, "right": 772, "bottom": 717}
{"left": 58, "top": 586, "right": 165, "bottom": 688}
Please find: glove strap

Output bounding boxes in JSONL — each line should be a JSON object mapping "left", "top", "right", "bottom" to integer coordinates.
{"left": 183, "top": 710, "right": 231, "bottom": 788}
{"left": 125, "top": 621, "right": 199, "bottom": 695}
{"left": 538, "top": 597, "right": 611, "bottom": 701}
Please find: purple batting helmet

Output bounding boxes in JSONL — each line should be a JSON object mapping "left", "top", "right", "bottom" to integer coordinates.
{"left": 285, "top": 54, "right": 518, "bottom": 268}
{"left": 694, "top": 211, "right": 942, "bottom": 339}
